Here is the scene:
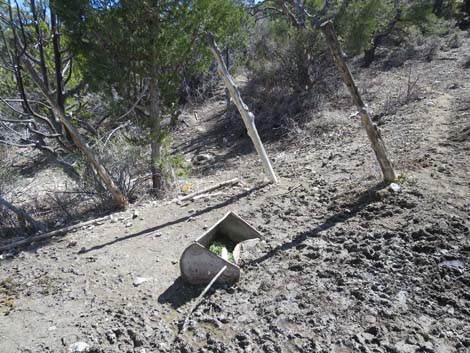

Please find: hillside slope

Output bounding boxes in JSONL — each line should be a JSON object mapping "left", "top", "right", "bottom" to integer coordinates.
{"left": 1, "top": 36, "right": 469, "bottom": 353}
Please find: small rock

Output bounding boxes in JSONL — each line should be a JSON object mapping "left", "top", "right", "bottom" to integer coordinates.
{"left": 106, "top": 330, "right": 117, "bottom": 344}
{"left": 191, "top": 153, "right": 215, "bottom": 165}
{"left": 132, "top": 210, "right": 140, "bottom": 219}
{"left": 68, "top": 342, "right": 90, "bottom": 353}
{"left": 67, "top": 241, "right": 78, "bottom": 248}
{"left": 171, "top": 260, "right": 178, "bottom": 265}
{"left": 389, "top": 183, "right": 401, "bottom": 193}
{"left": 125, "top": 222, "right": 133, "bottom": 228}
{"left": 133, "top": 277, "right": 151, "bottom": 287}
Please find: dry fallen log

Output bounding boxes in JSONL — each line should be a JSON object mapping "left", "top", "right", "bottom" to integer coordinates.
{"left": 169, "top": 178, "right": 240, "bottom": 203}
{"left": 320, "top": 21, "right": 397, "bottom": 182}
{"left": 0, "top": 215, "right": 109, "bottom": 252}
{"left": 207, "top": 33, "right": 278, "bottom": 184}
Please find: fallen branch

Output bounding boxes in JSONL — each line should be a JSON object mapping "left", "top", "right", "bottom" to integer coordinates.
{"left": 169, "top": 178, "right": 239, "bottom": 203}
{"left": 0, "top": 214, "right": 110, "bottom": 252}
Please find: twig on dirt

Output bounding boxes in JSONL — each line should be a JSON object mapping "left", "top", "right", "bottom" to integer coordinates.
{"left": 182, "top": 265, "right": 227, "bottom": 331}
{"left": 169, "top": 178, "right": 239, "bottom": 204}
{"left": 286, "top": 184, "right": 302, "bottom": 194}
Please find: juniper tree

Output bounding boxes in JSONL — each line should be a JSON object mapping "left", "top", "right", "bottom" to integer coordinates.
{"left": 54, "top": 0, "right": 248, "bottom": 193}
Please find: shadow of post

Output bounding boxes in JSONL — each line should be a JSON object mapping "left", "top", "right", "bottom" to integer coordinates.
{"left": 157, "top": 277, "right": 201, "bottom": 309}
{"left": 251, "top": 182, "right": 388, "bottom": 265}
{"left": 157, "top": 182, "right": 387, "bottom": 309}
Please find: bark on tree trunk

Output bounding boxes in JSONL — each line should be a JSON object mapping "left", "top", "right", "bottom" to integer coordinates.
{"left": 23, "top": 61, "right": 129, "bottom": 210}
{"left": 320, "top": 21, "right": 397, "bottom": 182}
{"left": 0, "top": 196, "right": 44, "bottom": 232}
{"left": 207, "top": 33, "right": 278, "bottom": 184}
{"left": 149, "top": 78, "right": 163, "bottom": 193}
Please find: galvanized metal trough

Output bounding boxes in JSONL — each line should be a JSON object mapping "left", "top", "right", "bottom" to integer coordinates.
{"left": 180, "top": 211, "right": 261, "bottom": 284}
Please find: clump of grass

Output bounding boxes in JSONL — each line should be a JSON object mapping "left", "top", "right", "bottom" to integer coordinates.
{"left": 0, "top": 277, "right": 18, "bottom": 296}
{"left": 396, "top": 173, "right": 408, "bottom": 184}
{"left": 209, "top": 238, "right": 236, "bottom": 263}
{"left": 0, "top": 277, "right": 18, "bottom": 316}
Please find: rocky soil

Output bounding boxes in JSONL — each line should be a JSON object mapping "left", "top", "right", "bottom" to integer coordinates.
{"left": 1, "top": 34, "right": 469, "bottom": 353}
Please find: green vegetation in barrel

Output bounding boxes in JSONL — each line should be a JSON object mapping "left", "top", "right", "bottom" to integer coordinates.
{"left": 209, "top": 238, "right": 236, "bottom": 263}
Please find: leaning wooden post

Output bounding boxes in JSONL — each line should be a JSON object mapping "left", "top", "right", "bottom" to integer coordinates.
{"left": 320, "top": 21, "right": 397, "bottom": 182}
{"left": 206, "top": 33, "right": 278, "bottom": 184}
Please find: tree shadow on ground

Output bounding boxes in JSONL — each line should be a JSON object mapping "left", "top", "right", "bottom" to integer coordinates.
{"left": 252, "top": 181, "right": 388, "bottom": 265}
{"left": 78, "top": 184, "right": 267, "bottom": 254}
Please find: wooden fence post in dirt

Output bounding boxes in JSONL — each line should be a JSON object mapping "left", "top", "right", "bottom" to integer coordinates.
{"left": 320, "top": 21, "right": 397, "bottom": 182}
{"left": 206, "top": 33, "right": 278, "bottom": 184}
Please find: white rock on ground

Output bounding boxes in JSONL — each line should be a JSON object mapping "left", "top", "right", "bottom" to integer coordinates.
{"left": 68, "top": 342, "right": 90, "bottom": 353}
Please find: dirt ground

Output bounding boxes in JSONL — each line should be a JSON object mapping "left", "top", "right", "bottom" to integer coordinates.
{"left": 1, "top": 35, "right": 469, "bottom": 353}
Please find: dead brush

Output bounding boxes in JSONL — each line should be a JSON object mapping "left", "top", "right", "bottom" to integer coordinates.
{"left": 382, "top": 64, "right": 422, "bottom": 116}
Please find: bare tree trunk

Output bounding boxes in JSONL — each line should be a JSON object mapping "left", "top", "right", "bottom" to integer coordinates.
{"left": 320, "top": 21, "right": 397, "bottom": 182}
{"left": 0, "top": 196, "right": 44, "bottom": 232}
{"left": 24, "top": 61, "right": 129, "bottom": 210}
{"left": 149, "top": 78, "right": 163, "bottom": 193}
{"left": 207, "top": 33, "right": 278, "bottom": 184}
{"left": 2, "top": 1, "right": 127, "bottom": 209}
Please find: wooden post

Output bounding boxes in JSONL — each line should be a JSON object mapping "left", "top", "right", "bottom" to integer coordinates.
{"left": 320, "top": 21, "right": 397, "bottom": 182}
{"left": 206, "top": 33, "right": 278, "bottom": 184}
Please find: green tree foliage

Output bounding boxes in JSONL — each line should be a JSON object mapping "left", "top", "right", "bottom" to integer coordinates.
{"left": 54, "top": 0, "right": 248, "bottom": 192}
{"left": 335, "top": 0, "right": 396, "bottom": 55}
